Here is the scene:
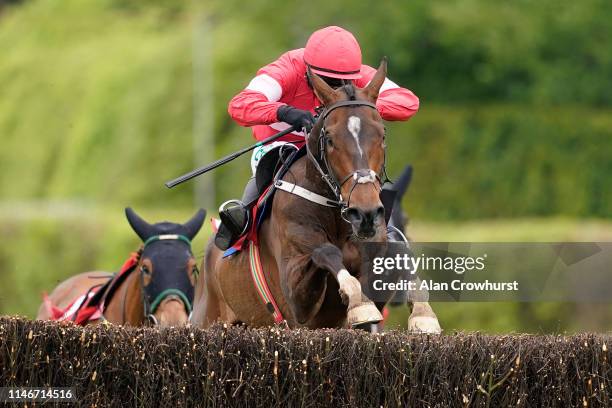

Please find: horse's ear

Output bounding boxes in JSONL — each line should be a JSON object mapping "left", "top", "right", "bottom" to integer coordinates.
{"left": 183, "top": 208, "right": 206, "bottom": 240}
{"left": 125, "top": 207, "right": 155, "bottom": 241}
{"left": 393, "top": 165, "right": 413, "bottom": 199}
{"left": 363, "top": 57, "right": 387, "bottom": 102}
{"left": 307, "top": 66, "right": 336, "bottom": 105}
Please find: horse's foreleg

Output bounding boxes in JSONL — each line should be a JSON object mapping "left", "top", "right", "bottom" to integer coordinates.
{"left": 284, "top": 258, "right": 328, "bottom": 326}
{"left": 406, "top": 277, "right": 442, "bottom": 334}
{"left": 192, "top": 240, "right": 230, "bottom": 328}
{"left": 382, "top": 240, "right": 442, "bottom": 334}
{"left": 191, "top": 274, "right": 221, "bottom": 328}
{"left": 311, "top": 243, "right": 383, "bottom": 327}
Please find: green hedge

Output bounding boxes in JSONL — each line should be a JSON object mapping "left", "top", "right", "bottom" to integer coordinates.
{"left": 389, "top": 105, "right": 612, "bottom": 220}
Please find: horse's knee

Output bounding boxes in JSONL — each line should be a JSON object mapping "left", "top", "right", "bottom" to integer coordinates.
{"left": 311, "top": 243, "right": 343, "bottom": 269}
{"left": 311, "top": 244, "right": 363, "bottom": 305}
{"left": 407, "top": 277, "right": 430, "bottom": 303}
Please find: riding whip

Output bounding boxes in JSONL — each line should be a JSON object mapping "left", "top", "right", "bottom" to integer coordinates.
{"left": 165, "top": 125, "right": 297, "bottom": 188}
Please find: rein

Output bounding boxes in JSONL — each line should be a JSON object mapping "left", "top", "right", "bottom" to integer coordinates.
{"left": 298, "top": 98, "right": 390, "bottom": 220}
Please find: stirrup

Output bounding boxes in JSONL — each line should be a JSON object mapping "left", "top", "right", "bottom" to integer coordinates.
{"left": 218, "top": 199, "right": 250, "bottom": 235}
{"left": 215, "top": 200, "right": 250, "bottom": 250}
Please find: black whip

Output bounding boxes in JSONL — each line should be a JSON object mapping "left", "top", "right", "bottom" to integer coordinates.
{"left": 165, "top": 126, "right": 296, "bottom": 188}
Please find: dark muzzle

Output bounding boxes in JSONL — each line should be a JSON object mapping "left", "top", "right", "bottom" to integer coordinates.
{"left": 344, "top": 205, "right": 385, "bottom": 238}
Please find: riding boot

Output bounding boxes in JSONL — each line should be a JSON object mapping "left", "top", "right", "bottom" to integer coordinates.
{"left": 214, "top": 177, "right": 259, "bottom": 250}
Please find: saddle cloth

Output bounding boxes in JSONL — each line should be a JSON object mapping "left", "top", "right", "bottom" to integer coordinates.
{"left": 43, "top": 252, "right": 140, "bottom": 325}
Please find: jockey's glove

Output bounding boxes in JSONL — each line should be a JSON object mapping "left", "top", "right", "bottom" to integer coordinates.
{"left": 277, "top": 105, "right": 315, "bottom": 134}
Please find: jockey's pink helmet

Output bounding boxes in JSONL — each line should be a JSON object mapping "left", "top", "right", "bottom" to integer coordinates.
{"left": 304, "top": 26, "right": 362, "bottom": 80}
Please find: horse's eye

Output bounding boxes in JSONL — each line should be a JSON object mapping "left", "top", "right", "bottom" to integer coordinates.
{"left": 141, "top": 265, "right": 151, "bottom": 276}
{"left": 325, "top": 136, "right": 334, "bottom": 148}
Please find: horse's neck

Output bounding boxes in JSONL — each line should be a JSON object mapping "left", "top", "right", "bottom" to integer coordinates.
{"left": 303, "top": 153, "right": 334, "bottom": 197}
{"left": 117, "top": 271, "right": 145, "bottom": 325}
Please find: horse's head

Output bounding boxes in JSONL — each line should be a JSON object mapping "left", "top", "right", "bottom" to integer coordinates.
{"left": 308, "top": 58, "right": 389, "bottom": 240}
{"left": 125, "top": 207, "right": 205, "bottom": 327}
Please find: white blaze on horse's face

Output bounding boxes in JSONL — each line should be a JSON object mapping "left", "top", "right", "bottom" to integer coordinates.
{"left": 347, "top": 116, "right": 363, "bottom": 158}
{"left": 353, "top": 169, "right": 377, "bottom": 184}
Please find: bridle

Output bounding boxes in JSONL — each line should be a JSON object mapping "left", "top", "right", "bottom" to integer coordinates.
{"left": 306, "top": 99, "right": 391, "bottom": 223}
{"left": 138, "top": 234, "right": 196, "bottom": 325}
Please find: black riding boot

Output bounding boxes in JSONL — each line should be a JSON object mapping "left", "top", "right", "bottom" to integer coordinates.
{"left": 214, "top": 177, "right": 259, "bottom": 250}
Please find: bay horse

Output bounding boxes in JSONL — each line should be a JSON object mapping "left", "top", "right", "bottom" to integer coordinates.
{"left": 37, "top": 208, "right": 205, "bottom": 327}
{"left": 192, "top": 59, "right": 440, "bottom": 332}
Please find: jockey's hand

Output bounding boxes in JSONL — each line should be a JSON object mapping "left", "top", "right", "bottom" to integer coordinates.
{"left": 277, "top": 105, "right": 315, "bottom": 133}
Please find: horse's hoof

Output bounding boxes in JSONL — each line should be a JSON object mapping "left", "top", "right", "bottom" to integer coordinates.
{"left": 347, "top": 303, "right": 383, "bottom": 327}
{"left": 407, "top": 315, "right": 442, "bottom": 334}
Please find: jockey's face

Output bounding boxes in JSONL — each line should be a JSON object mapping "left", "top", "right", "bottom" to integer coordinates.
{"left": 321, "top": 75, "right": 351, "bottom": 89}
{"left": 307, "top": 72, "right": 351, "bottom": 90}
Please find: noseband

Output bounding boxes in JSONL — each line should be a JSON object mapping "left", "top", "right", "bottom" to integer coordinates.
{"left": 306, "top": 99, "right": 390, "bottom": 222}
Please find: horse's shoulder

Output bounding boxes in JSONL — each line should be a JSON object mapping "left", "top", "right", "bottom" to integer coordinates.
{"left": 284, "top": 153, "right": 308, "bottom": 174}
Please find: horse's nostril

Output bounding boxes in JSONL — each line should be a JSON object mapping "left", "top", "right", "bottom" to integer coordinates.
{"left": 375, "top": 206, "right": 385, "bottom": 220}
{"left": 346, "top": 206, "right": 384, "bottom": 226}
{"left": 345, "top": 207, "right": 364, "bottom": 223}
{"left": 362, "top": 206, "right": 384, "bottom": 224}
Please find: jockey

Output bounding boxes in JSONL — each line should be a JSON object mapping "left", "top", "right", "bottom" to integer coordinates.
{"left": 215, "top": 25, "right": 420, "bottom": 250}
